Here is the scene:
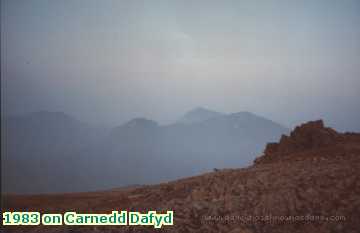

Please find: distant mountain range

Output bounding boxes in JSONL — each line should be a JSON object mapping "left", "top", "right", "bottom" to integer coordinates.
{"left": 2, "top": 108, "right": 289, "bottom": 193}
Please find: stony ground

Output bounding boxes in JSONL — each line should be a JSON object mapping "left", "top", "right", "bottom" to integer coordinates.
{"left": 3, "top": 120, "right": 360, "bottom": 233}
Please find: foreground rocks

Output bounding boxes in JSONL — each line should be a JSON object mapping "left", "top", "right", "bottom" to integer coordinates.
{"left": 3, "top": 120, "right": 360, "bottom": 233}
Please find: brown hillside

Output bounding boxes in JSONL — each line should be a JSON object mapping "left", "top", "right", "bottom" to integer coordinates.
{"left": 3, "top": 120, "right": 360, "bottom": 233}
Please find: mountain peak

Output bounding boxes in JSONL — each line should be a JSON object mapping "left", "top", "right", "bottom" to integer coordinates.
{"left": 228, "top": 111, "right": 258, "bottom": 119}
{"left": 124, "top": 118, "right": 158, "bottom": 128}
{"left": 189, "top": 106, "right": 214, "bottom": 113}
{"left": 178, "top": 107, "right": 224, "bottom": 124}
{"left": 110, "top": 118, "right": 159, "bottom": 138}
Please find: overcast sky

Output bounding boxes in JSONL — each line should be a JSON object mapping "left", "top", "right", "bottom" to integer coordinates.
{"left": 2, "top": 0, "right": 360, "bottom": 131}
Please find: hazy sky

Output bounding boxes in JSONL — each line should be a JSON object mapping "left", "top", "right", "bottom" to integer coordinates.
{"left": 2, "top": 0, "right": 360, "bottom": 131}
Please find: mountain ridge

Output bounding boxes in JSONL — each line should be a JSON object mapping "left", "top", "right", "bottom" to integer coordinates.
{"left": 176, "top": 107, "right": 225, "bottom": 124}
{"left": 2, "top": 109, "right": 288, "bottom": 193}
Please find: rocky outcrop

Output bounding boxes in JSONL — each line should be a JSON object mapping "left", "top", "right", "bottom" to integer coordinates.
{"left": 254, "top": 120, "right": 349, "bottom": 164}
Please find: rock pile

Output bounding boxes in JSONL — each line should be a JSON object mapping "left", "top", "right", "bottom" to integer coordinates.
{"left": 255, "top": 120, "right": 346, "bottom": 164}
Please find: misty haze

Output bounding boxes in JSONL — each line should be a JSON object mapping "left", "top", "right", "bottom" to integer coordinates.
{"left": 2, "top": 1, "right": 360, "bottom": 193}
{"left": 1, "top": 1, "right": 360, "bottom": 233}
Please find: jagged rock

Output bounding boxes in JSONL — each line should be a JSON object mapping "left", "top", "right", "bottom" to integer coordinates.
{"left": 255, "top": 120, "right": 347, "bottom": 164}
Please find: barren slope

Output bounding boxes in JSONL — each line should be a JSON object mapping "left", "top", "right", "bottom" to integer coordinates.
{"left": 3, "top": 120, "right": 360, "bottom": 233}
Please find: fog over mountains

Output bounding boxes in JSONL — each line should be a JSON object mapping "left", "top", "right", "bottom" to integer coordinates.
{"left": 2, "top": 108, "right": 288, "bottom": 193}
